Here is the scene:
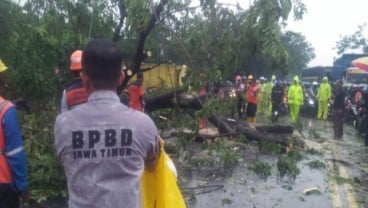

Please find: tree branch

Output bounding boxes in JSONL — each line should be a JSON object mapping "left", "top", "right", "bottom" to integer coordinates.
{"left": 141, "top": 63, "right": 160, "bottom": 72}
{"left": 159, "top": 22, "right": 195, "bottom": 70}
{"left": 119, "top": 0, "right": 168, "bottom": 93}
{"left": 112, "top": 0, "right": 126, "bottom": 42}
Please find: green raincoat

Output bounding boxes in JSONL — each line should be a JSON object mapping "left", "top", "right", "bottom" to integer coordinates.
{"left": 317, "top": 77, "right": 331, "bottom": 119}
{"left": 287, "top": 76, "right": 303, "bottom": 124}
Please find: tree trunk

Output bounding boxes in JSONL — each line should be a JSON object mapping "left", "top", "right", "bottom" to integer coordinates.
{"left": 236, "top": 122, "right": 291, "bottom": 146}
{"left": 141, "top": 90, "right": 302, "bottom": 148}
{"left": 119, "top": 0, "right": 169, "bottom": 92}
{"left": 144, "top": 90, "right": 206, "bottom": 112}
{"left": 254, "top": 124, "right": 294, "bottom": 134}
{"left": 208, "top": 113, "right": 236, "bottom": 134}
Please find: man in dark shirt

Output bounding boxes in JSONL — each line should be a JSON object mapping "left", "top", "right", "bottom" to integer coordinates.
{"left": 333, "top": 80, "right": 346, "bottom": 139}
{"left": 271, "top": 80, "right": 284, "bottom": 120}
{"left": 363, "top": 90, "right": 368, "bottom": 146}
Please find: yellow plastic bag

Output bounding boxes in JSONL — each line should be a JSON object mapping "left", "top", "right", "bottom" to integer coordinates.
{"left": 141, "top": 143, "right": 186, "bottom": 208}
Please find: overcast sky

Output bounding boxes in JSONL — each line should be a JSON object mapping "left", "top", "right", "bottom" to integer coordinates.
{"left": 286, "top": 0, "right": 368, "bottom": 67}
{"left": 220, "top": 0, "right": 368, "bottom": 67}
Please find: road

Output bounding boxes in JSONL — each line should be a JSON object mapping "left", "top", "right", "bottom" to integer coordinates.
{"left": 182, "top": 116, "right": 368, "bottom": 208}
{"left": 303, "top": 118, "right": 368, "bottom": 208}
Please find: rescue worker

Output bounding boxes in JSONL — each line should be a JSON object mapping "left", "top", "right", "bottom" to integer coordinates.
{"left": 0, "top": 59, "right": 29, "bottom": 207}
{"left": 54, "top": 38, "right": 160, "bottom": 208}
{"left": 257, "top": 77, "right": 267, "bottom": 115}
{"left": 316, "top": 76, "right": 331, "bottom": 120}
{"left": 287, "top": 76, "right": 304, "bottom": 124}
{"left": 128, "top": 72, "right": 145, "bottom": 111}
{"left": 271, "top": 79, "right": 284, "bottom": 121}
{"left": 265, "top": 75, "right": 276, "bottom": 116}
{"left": 245, "top": 75, "right": 259, "bottom": 123}
{"left": 60, "top": 50, "right": 88, "bottom": 112}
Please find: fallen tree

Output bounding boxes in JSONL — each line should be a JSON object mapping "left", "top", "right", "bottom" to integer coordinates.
{"left": 141, "top": 89, "right": 302, "bottom": 148}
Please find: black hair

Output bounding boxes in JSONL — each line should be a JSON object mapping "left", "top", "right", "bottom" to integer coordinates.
{"left": 82, "top": 38, "right": 123, "bottom": 89}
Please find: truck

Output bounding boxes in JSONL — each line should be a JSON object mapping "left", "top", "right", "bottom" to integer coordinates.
{"left": 344, "top": 67, "right": 368, "bottom": 83}
{"left": 130, "top": 64, "right": 187, "bottom": 90}
{"left": 301, "top": 66, "right": 344, "bottom": 83}
{"left": 343, "top": 67, "right": 368, "bottom": 89}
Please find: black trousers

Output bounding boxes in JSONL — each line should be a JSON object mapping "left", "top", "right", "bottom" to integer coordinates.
{"left": 333, "top": 109, "right": 344, "bottom": 139}
{"left": 246, "top": 102, "right": 257, "bottom": 117}
{"left": 365, "top": 115, "right": 368, "bottom": 146}
{"left": 237, "top": 96, "right": 246, "bottom": 118}
{"left": 0, "top": 185, "right": 20, "bottom": 208}
{"left": 272, "top": 102, "right": 282, "bottom": 114}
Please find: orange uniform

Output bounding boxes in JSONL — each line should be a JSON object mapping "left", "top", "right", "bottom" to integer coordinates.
{"left": 128, "top": 80, "right": 144, "bottom": 111}
{"left": 246, "top": 84, "right": 259, "bottom": 104}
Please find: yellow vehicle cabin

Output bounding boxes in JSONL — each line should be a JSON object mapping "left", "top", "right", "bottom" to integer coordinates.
{"left": 130, "top": 64, "right": 187, "bottom": 90}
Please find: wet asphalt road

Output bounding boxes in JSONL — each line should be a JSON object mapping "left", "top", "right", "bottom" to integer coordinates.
{"left": 183, "top": 115, "right": 368, "bottom": 208}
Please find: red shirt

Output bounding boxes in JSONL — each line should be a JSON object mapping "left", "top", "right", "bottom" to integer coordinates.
{"left": 246, "top": 83, "right": 259, "bottom": 104}
{"left": 128, "top": 81, "right": 144, "bottom": 111}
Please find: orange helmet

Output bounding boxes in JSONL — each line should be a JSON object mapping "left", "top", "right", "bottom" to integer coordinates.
{"left": 69, "top": 50, "right": 83, "bottom": 71}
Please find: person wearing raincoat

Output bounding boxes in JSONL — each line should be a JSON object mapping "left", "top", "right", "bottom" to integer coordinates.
{"left": 316, "top": 76, "right": 331, "bottom": 120}
{"left": 264, "top": 75, "right": 276, "bottom": 116}
{"left": 287, "top": 76, "right": 304, "bottom": 124}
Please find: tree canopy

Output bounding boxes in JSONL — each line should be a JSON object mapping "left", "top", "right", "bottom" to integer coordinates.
{"left": 0, "top": 0, "right": 314, "bottom": 101}
{"left": 282, "top": 31, "right": 315, "bottom": 73}
{"left": 335, "top": 24, "right": 368, "bottom": 55}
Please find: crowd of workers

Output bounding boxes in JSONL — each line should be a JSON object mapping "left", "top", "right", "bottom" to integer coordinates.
{"left": 234, "top": 74, "right": 304, "bottom": 124}
{"left": 231, "top": 73, "right": 368, "bottom": 144}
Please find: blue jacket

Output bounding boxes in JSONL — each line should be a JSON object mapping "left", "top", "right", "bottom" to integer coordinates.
{"left": 2, "top": 106, "right": 28, "bottom": 193}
